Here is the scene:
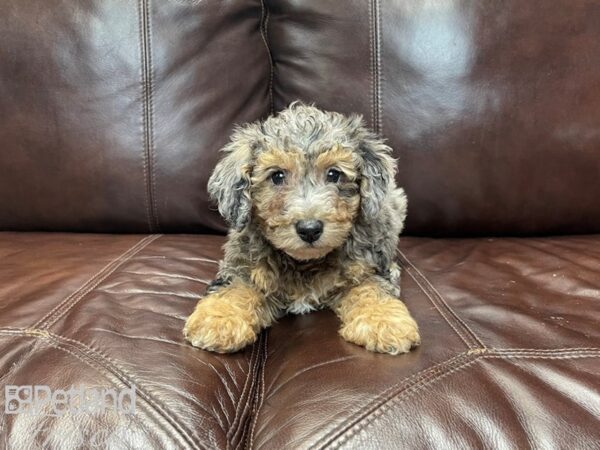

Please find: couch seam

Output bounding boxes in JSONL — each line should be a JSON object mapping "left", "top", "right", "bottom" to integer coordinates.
{"left": 138, "top": 0, "right": 152, "bottom": 231}
{"left": 400, "top": 261, "right": 473, "bottom": 348}
{"left": 319, "top": 349, "right": 600, "bottom": 449}
{"left": 260, "top": 0, "right": 274, "bottom": 115}
{"left": 374, "top": 0, "right": 382, "bottom": 135}
{"left": 0, "top": 328, "right": 205, "bottom": 450}
{"left": 138, "top": 0, "right": 160, "bottom": 232}
{"left": 490, "top": 349, "right": 600, "bottom": 358}
{"left": 309, "top": 351, "right": 474, "bottom": 450}
{"left": 368, "top": 0, "right": 382, "bottom": 134}
{"left": 228, "top": 342, "right": 256, "bottom": 441}
{"left": 494, "top": 347, "right": 600, "bottom": 352}
{"left": 245, "top": 330, "right": 268, "bottom": 449}
{"left": 146, "top": 0, "right": 160, "bottom": 232}
{"left": 227, "top": 339, "right": 258, "bottom": 446}
{"left": 397, "top": 249, "right": 485, "bottom": 349}
{"left": 485, "top": 353, "right": 600, "bottom": 359}
{"left": 368, "top": 0, "right": 375, "bottom": 131}
{"left": 324, "top": 357, "right": 482, "bottom": 450}
{"left": 32, "top": 235, "right": 160, "bottom": 330}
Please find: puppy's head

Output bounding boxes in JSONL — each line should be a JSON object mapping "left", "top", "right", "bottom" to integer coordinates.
{"left": 209, "top": 103, "right": 396, "bottom": 261}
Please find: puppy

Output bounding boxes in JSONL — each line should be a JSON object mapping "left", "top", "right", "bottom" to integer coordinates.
{"left": 184, "top": 103, "right": 420, "bottom": 355}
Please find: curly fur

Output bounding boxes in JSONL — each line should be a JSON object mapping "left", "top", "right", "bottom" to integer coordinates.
{"left": 184, "top": 103, "right": 419, "bottom": 354}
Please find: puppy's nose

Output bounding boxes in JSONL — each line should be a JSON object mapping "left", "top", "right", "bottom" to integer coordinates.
{"left": 295, "top": 220, "right": 324, "bottom": 243}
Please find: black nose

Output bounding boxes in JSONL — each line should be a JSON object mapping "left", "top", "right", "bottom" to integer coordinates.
{"left": 295, "top": 220, "right": 324, "bottom": 243}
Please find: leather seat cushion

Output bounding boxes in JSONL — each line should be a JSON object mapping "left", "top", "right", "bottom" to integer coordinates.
{"left": 0, "top": 232, "right": 598, "bottom": 448}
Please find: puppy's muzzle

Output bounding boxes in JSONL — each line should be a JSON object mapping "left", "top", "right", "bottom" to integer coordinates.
{"left": 295, "top": 220, "right": 324, "bottom": 243}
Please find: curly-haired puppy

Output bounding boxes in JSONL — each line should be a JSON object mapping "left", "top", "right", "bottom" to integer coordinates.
{"left": 184, "top": 103, "right": 420, "bottom": 355}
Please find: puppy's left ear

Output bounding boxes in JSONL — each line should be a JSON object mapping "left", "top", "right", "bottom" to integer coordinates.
{"left": 358, "top": 132, "right": 397, "bottom": 219}
{"left": 208, "top": 127, "right": 257, "bottom": 231}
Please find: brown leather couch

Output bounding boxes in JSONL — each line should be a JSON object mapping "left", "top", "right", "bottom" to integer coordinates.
{"left": 1, "top": 1, "right": 599, "bottom": 449}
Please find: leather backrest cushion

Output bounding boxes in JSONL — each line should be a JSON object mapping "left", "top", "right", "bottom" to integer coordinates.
{"left": 1, "top": 1, "right": 599, "bottom": 235}
{"left": 268, "top": 0, "right": 600, "bottom": 235}
{"left": 0, "top": 0, "right": 269, "bottom": 233}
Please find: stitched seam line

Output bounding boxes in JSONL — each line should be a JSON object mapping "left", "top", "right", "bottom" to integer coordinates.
{"left": 233, "top": 343, "right": 263, "bottom": 449}
{"left": 42, "top": 235, "right": 160, "bottom": 328}
{"left": 325, "top": 357, "right": 481, "bottom": 449}
{"left": 32, "top": 235, "right": 160, "bottom": 330}
{"left": 485, "top": 353, "right": 600, "bottom": 359}
{"left": 227, "top": 342, "right": 256, "bottom": 440}
{"left": 32, "top": 235, "right": 159, "bottom": 330}
{"left": 401, "top": 263, "right": 473, "bottom": 348}
{"left": 146, "top": 0, "right": 160, "bottom": 232}
{"left": 397, "top": 249, "right": 485, "bottom": 348}
{"left": 495, "top": 347, "right": 600, "bottom": 353}
{"left": 138, "top": 0, "right": 153, "bottom": 231}
{"left": 139, "top": 0, "right": 160, "bottom": 232}
{"left": 227, "top": 341, "right": 259, "bottom": 446}
{"left": 398, "top": 249, "right": 485, "bottom": 347}
{"left": 0, "top": 328, "right": 205, "bottom": 449}
{"left": 325, "top": 351, "right": 600, "bottom": 449}
{"left": 309, "top": 352, "right": 474, "bottom": 450}
{"left": 260, "top": 0, "right": 274, "bottom": 115}
{"left": 374, "top": 0, "right": 382, "bottom": 134}
{"left": 320, "top": 349, "right": 600, "bottom": 449}
{"left": 368, "top": 0, "right": 375, "bottom": 131}
{"left": 245, "top": 331, "right": 268, "bottom": 449}
{"left": 491, "top": 349, "right": 600, "bottom": 358}
{"left": 397, "top": 249, "right": 483, "bottom": 347}
{"left": 311, "top": 345, "right": 600, "bottom": 449}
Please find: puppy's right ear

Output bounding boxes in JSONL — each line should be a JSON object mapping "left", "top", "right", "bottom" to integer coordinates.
{"left": 208, "top": 127, "right": 257, "bottom": 231}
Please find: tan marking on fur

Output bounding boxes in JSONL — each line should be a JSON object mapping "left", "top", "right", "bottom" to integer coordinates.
{"left": 314, "top": 146, "right": 358, "bottom": 179}
{"left": 315, "top": 146, "right": 356, "bottom": 181}
{"left": 184, "top": 282, "right": 273, "bottom": 353}
{"left": 334, "top": 281, "right": 420, "bottom": 354}
{"left": 251, "top": 149, "right": 302, "bottom": 229}
{"left": 343, "top": 260, "right": 375, "bottom": 285}
{"left": 251, "top": 263, "right": 279, "bottom": 295}
{"left": 254, "top": 148, "right": 304, "bottom": 178}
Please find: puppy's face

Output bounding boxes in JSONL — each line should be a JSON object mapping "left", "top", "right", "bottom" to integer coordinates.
{"left": 251, "top": 146, "right": 360, "bottom": 261}
{"left": 208, "top": 104, "right": 396, "bottom": 262}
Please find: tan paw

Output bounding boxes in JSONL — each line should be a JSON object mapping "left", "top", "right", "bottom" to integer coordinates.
{"left": 184, "top": 302, "right": 258, "bottom": 353}
{"left": 339, "top": 304, "right": 420, "bottom": 355}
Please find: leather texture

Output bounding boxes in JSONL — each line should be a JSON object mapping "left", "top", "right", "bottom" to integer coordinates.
{"left": 1, "top": 0, "right": 599, "bottom": 235}
{"left": 0, "top": 0, "right": 269, "bottom": 233}
{"left": 267, "top": 0, "right": 600, "bottom": 235}
{"left": 1, "top": 1, "right": 599, "bottom": 449}
{"left": 0, "top": 233, "right": 598, "bottom": 448}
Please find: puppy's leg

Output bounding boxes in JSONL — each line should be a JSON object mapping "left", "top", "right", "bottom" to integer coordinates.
{"left": 184, "top": 280, "right": 273, "bottom": 353}
{"left": 334, "top": 279, "right": 420, "bottom": 355}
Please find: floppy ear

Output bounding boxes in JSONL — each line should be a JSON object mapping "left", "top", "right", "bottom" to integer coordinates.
{"left": 208, "top": 128, "right": 256, "bottom": 231}
{"left": 358, "top": 132, "right": 397, "bottom": 219}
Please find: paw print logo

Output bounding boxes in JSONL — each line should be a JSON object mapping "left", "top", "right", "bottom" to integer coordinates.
{"left": 4, "top": 385, "right": 33, "bottom": 414}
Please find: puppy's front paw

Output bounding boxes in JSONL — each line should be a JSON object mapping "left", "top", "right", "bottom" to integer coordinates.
{"left": 339, "top": 300, "right": 420, "bottom": 355}
{"left": 184, "top": 299, "right": 258, "bottom": 353}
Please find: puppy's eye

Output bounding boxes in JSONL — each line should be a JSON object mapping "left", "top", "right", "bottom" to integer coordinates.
{"left": 271, "top": 170, "right": 286, "bottom": 186}
{"left": 326, "top": 168, "right": 342, "bottom": 183}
